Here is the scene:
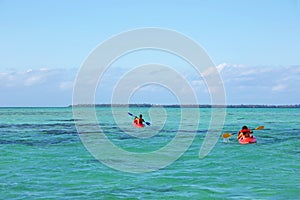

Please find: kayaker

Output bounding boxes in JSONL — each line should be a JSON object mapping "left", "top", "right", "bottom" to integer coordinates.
{"left": 137, "top": 114, "right": 145, "bottom": 125}
{"left": 237, "top": 125, "right": 253, "bottom": 139}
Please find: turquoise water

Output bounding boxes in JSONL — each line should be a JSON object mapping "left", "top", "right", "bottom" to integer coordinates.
{"left": 0, "top": 107, "right": 299, "bottom": 199}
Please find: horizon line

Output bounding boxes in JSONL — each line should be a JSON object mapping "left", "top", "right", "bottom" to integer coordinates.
{"left": 1, "top": 103, "right": 300, "bottom": 108}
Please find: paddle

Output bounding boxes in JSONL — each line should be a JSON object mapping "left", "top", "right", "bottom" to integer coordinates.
{"left": 128, "top": 112, "right": 151, "bottom": 126}
{"left": 222, "top": 126, "right": 264, "bottom": 138}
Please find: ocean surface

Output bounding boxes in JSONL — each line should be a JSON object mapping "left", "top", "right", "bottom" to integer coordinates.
{"left": 0, "top": 107, "right": 299, "bottom": 199}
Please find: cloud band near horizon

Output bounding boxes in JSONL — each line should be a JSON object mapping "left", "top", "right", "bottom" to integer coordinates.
{"left": 0, "top": 63, "right": 299, "bottom": 106}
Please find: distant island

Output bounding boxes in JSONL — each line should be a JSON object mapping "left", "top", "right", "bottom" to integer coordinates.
{"left": 71, "top": 104, "right": 300, "bottom": 108}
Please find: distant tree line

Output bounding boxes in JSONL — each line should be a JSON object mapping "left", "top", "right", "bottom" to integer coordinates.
{"left": 71, "top": 104, "right": 300, "bottom": 108}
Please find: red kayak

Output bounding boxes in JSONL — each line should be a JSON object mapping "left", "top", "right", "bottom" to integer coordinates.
{"left": 133, "top": 118, "right": 145, "bottom": 128}
{"left": 238, "top": 136, "right": 256, "bottom": 144}
{"left": 133, "top": 122, "right": 145, "bottom": 128}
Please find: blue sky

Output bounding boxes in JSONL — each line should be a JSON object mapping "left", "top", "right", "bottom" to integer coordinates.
{"left": 0, "top": 0, "right": 299, "bottom": 106}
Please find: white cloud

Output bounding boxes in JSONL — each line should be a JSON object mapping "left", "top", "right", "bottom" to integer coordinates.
{"left": 0, "top": 68, "right": 77, "bottom": 106}
{"left": 191, "top": 80, "right": 205, "bottom": 87}
{"left": 59, "top": 81, "right": 74, "bottom": 90}
{"left": 0, "top": 68, "right": 76, "bottom": 88}
{"left": 132, "top": 64, "right": 300, "bottom": 104}
{"left": 24, "top": 75, "right": 44, "bottom": 86}
{"left": 272, "top": 84, "right": 286, "bottom": 92}
{"left": 215, "top": 62, "right": 228, "bottom": 72}
{"left": 217, "top": 64, "right": 300, "bottom": 104}
{"left": 1, "top": 64, "right": 300, "bottom": 106}
{"left": 0, "top": 68, "right": 44, "bottom": 87}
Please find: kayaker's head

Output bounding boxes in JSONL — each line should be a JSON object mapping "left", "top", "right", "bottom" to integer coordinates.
{"left": 242, "top": 125, "right": 248, "bottom": 129}
{"left": 139, "top": 114, "right": 143, "bottom": 118}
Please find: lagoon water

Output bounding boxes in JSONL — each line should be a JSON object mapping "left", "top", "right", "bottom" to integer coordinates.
{"left": 0, "top": 107, "right": 299, "bottom": 199}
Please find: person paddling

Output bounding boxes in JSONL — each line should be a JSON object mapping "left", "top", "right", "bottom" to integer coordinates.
{"left": 133, "top": 114, "right": 145, "bottom": 125}
{"left": 137, "top": 114, "right": 145, "bottom": 125}
{"left": 237, "top": 125, "right": 253, "bottom": 140}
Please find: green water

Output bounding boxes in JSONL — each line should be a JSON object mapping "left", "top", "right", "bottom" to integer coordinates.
{"left": 0, "top": 107, "right": 299, "bottom": 199}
